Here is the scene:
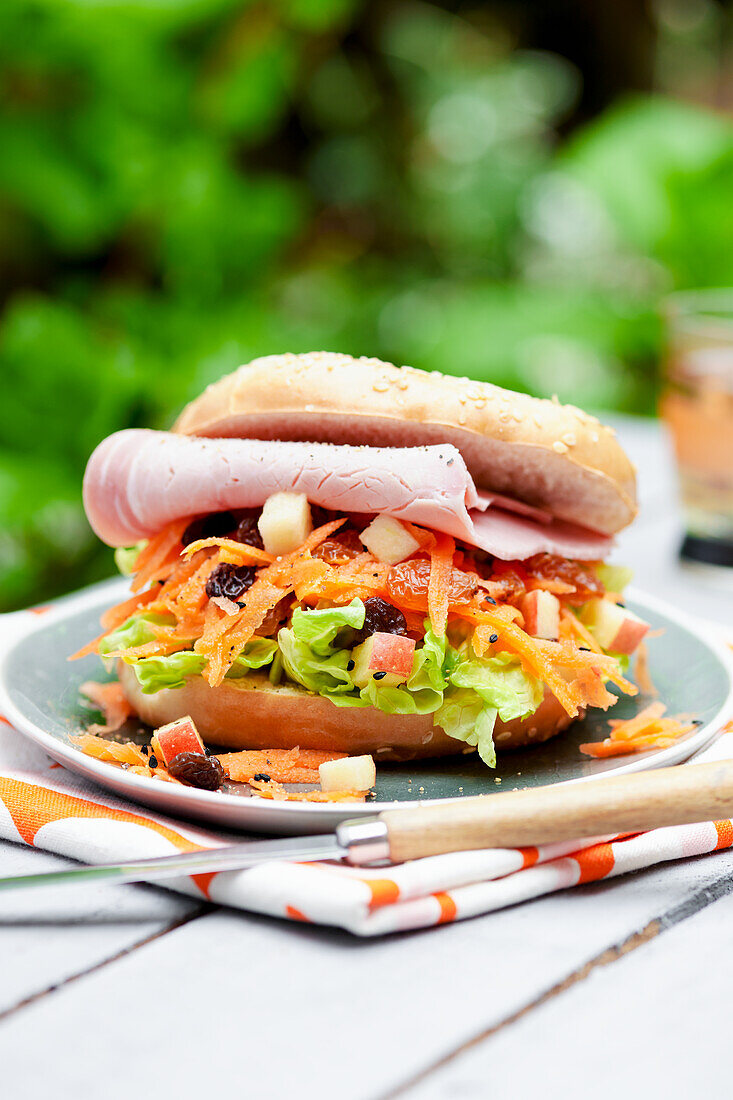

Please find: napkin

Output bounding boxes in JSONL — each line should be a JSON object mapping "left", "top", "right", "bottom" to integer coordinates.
{"left": 1, "top": 602, "right": 733, "bottom": 937}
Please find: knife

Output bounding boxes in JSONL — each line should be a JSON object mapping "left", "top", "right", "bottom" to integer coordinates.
{"left": 3, "top": 758, "right": 733, "bottom": 892}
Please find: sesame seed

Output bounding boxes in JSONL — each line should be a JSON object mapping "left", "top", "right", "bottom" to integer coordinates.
{"left": 562, "top": 432, "right": 576, "bottom": 446}
{"left": 552, "top": 441, "right": 569, "bottom": 454}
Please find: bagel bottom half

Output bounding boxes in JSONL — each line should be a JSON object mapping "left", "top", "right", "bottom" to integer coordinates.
{"left": 118, "top": 663, "right": 579, "bottom": 761}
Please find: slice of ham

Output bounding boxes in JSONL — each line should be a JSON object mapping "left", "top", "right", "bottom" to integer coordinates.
{"left": 83, "top": 429, "right": 612, "bottom": 561}
{"left": 84, "top": 430, "right": 481, "bottom": 546}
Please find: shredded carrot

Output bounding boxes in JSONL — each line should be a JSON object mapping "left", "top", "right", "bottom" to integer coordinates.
{"left": 428, "top": 533, "right": 454, "bottom": 636}
{"left": 580, "top": 703, "right": 696, "bottom": 757}
{"left": 79, "top": 681, "right": 135, "bottom": 734}
{"left": 71, "top": 733, "right": 148, "bottom": 767}
{"left": 182, "top": 537, "right": 273, "bottom": 566}
{"left": 249, "top": 778, "right": 366, "bottom": 802}
{"left": 400, "top": 520, "right": 436, "bottom": 550}
{"left": 130, "top": 518, "right": 190, "bottom": 593}
{"left": 194, "top": 519, "right": 347, "bottom": 686}
{"left": 603, "top": 701, "right": 666, "bottom": 740}
{"left": 560, "top": 610, "right": 604, "bottom": 654}
{"left": 466, "top": 609, "right": 580, "bottom": 716}
{"left": 216, "top": 747, "right": 347, "bottom": 784}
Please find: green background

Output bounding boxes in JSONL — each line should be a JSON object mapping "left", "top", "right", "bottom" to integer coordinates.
{"left": 1, "top": 0, "right": 732, "bottom": 609}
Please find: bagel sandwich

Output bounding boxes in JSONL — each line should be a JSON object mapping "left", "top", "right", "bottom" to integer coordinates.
{"left": 78, "top": 352, "right": 647, "bottom": 765}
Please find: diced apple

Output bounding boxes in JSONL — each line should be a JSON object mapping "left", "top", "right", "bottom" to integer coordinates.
{"left": 359, "top": 515, "right": 420, "bottom": 565}
{"left": 351, "top": 632, "right": 417, "bottom": 688}
{"left": 520, "top": 590, "right": 560, "bottom": 641}
{"left": 580, "top": 598, "right": 650, "bottom": 655}
{"left": 319, "top": 754, "right": 376, "bottom": 792}
{"left": 257, "top": 492, "right": 312, "bottom": 556}
{"left": 151, "top": 716, "right": 206, "bottom": 766}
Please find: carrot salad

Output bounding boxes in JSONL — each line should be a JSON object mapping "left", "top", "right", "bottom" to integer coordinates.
{"left": 579, "top": 703, "right": 697, "bottom": 758}
{"left": 73, "top": 505, "right": 642, "bottom": 769}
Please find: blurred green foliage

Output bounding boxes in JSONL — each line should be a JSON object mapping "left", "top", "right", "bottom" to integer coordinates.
{"left": 0, "top": 0, "right": 732, "bottom": 608}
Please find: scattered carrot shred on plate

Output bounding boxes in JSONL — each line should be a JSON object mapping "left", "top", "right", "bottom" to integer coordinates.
{"left": 579, "top": 703, "right": 697, "bottom": 758}
{"left": 249, "top": 778, "right": 366, "bottom": 803}
{"left": 70, "top": 733, "right": 181, "bottom": 781}
{"left": 79, "top": 680, "right": 134, "bottom": 735}
{"left": 216, "top": 747, "right": 347, "bottom": 784}
{"left": 70, "top": 733, "right": 148, "bottom": 767}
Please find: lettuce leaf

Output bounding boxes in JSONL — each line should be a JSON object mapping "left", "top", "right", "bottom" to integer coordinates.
{"left": 98, "top": 613, "right": 175, "bottom": 656}
{"left": 277, "top": 600, "right": 366, "bottom": 696}
{"left": 449, "top": 650, "right": 544, "bottom": 724}
{"left": 434, "top": 688, "right": 497, "bottom": 767}
{"left": 433, "top": 649, "right": 544, "bottom": 766}
{"left": 132, "top": 637, "right": 277, "bottom": 694}
{"left": 114, "top": 542, "right": 145, "bottom": 577}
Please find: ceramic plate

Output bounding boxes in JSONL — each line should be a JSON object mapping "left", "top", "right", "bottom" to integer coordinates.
{"left": 1, "top": 579, "right": 732, "bottom": 835}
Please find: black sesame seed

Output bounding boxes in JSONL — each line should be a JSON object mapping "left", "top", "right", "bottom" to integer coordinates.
{"left": 347, "top": 660, "right": 355, "bottom": 671}
{"left": 149, "top": 755, "right": 158, "bottom": 769}
{"left": 484, "top": 596, "right": 497, "bottom": 605}
{"left": 489, "top": 633, "right": 498, "bottom": 644}
{"left": 373, "top": 671, "right": 387, "bottom": 680}
{"left": 447, "top": 458, "right": 454, "bottom": 466}
{"left": 579, "top": 646, "right": 591, "bottom": 652}
{"left": 254, "top": 773, "right": 271, "bottom": 782}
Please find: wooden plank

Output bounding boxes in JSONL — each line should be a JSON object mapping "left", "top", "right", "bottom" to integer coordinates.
{"left": 1, "top": 848, "right": 732, "bottom": 1100}
{"left": 403, "top": 859, "right": 733, "bottom": 1100}
{"left": 0, "top": 840, "right": 202, "bottom": 1017}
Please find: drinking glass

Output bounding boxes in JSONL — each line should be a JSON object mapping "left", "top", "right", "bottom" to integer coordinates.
{"left": 661, "top": 290, "right": 733, "bottom": 567}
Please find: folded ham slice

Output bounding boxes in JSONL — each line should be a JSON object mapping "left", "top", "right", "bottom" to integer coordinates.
{"left": 83, "top": 430, "right": 612, "bottom": 561}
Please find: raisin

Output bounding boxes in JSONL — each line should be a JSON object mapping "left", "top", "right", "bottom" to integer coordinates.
{"left": 234, "top": 513, "right": 264, "bottom": 550}
{"left": 168, "top": 752, "right": 224, "bottom": 791}
{"left": 312, "top": 528, "right": 364, "bottom": 565}
{"left": 351, "top": 596, "right": 407, "bottom": 645}
{"left": 524, "top": 554, "right": 604, "bottom": 601}
{"left": 182, "top": 511, "right": 237, "bottom": 546}
{"left": 205, "top": 563, "right": 257, "bottom": 600}
{"left": 387, "top": 558, "right": 480, "bottom": 605}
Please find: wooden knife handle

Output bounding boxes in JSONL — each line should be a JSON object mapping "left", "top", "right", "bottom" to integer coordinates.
{"left": 378, "top": 760, "right": 733, "bottom": 862}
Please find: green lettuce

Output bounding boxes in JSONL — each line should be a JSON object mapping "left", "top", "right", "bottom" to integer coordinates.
{"left": 278, "top": 600, "right": 366, "bottom": 696}
{"left": 114, "top": 542, "right": 146, "bottom": 577}
{"left": 434, "top": 649, "right": 544, "bottom": 767}
{"left": 434, "top": 688, "right": 498, "bottom": 768}
{"left": 101, "top": 604, "right": 547, "bottom": 772}
{"left": 132, "top": 637, "right": 277, "bottom": 694}
{"left": 98, "top": 613, "right": 175, "bottom": 656}
{"left": 449, "top": 650, "right": 544, "bottom": 724}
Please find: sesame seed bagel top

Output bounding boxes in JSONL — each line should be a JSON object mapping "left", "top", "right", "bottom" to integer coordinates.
{"left": 174, "top": 352, "right": 637, "bottom": 535}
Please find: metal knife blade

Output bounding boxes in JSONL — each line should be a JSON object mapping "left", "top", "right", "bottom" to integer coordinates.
{"left": 0, "top": 834, "right": 347, "bottom": 893}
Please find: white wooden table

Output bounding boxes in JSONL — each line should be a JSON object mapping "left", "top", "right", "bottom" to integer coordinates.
{"left": 2, "top": 416, "right": 732, "bottom": 1100}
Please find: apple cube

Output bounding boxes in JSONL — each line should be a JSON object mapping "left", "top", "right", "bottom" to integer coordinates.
{"left": 151, "top": 716, "right": 206, "bottom": 766}
{"left": 359, "top": 515, "right": 420, "bottom": 565}
{"left": 580, "top": 598, "right": 650, "bottom": 655}
{"left": 257, "top": 492, "right": 312, "bottom": 556}
{"left": 351, "top": 632, "right": 416, "bottom": 689}
{"left": 520, "top": 590, "right": 560, "bottom": 641}
{"left": 319, "top": 754, "right": 376, "bottom": 792}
